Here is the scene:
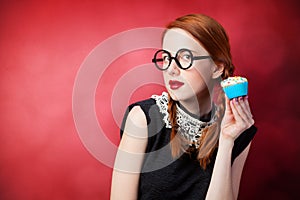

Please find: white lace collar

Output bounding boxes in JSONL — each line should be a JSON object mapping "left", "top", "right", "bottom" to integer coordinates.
{"left": 151, "top": 92, "right": 217, "bottom": 148}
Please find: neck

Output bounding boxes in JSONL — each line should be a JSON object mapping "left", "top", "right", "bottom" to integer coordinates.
{"left": 179, "top": 89, "right": 213, "bottom": 118}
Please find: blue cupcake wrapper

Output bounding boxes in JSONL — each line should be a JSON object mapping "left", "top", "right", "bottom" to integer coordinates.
{"left": 222, "top": 82, "right": 248, "bottom": 99}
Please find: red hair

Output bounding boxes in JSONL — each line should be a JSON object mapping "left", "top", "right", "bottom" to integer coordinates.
{"left": 164, "top": 14, "right": 234, "bottom": 169}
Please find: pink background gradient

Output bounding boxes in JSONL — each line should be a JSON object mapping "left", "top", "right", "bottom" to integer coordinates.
{"left": 1, "top": 0, "right": 300, "bottom": 199}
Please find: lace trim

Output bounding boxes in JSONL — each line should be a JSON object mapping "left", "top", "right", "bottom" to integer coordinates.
{"left": 151, "top": 92, "right": 218, "bottom": 148}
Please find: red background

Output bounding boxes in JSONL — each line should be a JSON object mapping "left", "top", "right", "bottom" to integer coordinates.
{"left": 1, "top": 0, "right": 300, "bottom": 199}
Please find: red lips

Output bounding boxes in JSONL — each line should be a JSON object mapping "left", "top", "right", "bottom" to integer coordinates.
{"left": 169, "top": 80, "right": 184, "bottom": 90}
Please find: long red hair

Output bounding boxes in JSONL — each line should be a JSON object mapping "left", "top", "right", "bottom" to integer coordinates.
{"left": 164, "top": 14, "right": 234, "bottom": 169}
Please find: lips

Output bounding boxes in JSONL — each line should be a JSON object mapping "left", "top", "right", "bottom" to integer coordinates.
{"left": 169, "top": 80, "right": 184, "bottom": 90}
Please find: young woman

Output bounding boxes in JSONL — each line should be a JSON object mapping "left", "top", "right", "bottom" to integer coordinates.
{"left": 111, "top": 14, "right": 257, "bottom": 200}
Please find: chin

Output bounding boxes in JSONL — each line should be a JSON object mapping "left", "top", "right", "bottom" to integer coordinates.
{"left": 167, "top": 89, "right": 195, "bottom": 102}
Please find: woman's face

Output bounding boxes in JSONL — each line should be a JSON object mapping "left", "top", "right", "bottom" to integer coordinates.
{"left": 162, "top": 28, "right": 219, "bottom": 102}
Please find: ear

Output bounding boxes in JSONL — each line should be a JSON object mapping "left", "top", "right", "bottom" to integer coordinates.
{"left": 212, "top": 63, "right": 224, "bottom": 79}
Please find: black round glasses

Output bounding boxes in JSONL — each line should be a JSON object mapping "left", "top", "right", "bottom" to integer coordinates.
{"left": 152, "top": 48, "right": 211, "bottom": 71}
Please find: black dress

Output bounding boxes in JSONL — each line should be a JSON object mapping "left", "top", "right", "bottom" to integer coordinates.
{"left": 120, "top": 93, "right": 257, "bottom": 200}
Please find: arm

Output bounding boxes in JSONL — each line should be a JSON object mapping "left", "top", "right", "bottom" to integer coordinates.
{"left": 231, "top": 142, "right": 251, "bottom": 197}
{"left": 110, "top": 106, "right": 148, "bottom": 200}
{"left": 206, "top": 139, "right": 251, "bottom": 200}
{"left": 206, "top": 96, "right": 254, "bottom": 200}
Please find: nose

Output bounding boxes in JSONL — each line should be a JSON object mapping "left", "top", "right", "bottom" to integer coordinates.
{"left": 166, "top": 58, "right": 180, "bottom": 76}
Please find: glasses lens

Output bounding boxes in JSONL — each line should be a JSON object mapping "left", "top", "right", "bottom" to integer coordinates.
{"left": 177, "top": 49, "right": 193, "bottom": 69}
{"left": 154, "top": 50, "right": 170, "bottom": 70}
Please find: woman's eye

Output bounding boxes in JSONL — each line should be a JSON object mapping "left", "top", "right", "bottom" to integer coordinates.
{"left": 182, "top": 54, "right": 191, "bottom": 60}
{"left": 163, "top": 55, "right": 170, "bottom": 62}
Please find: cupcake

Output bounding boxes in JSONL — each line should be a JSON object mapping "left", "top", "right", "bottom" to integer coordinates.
{"left": 221, "top": 76, "right": 248, "bottom": 99}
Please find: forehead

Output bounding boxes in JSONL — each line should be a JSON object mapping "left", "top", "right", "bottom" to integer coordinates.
{"left": 162, "top": 28, "right": 207, "bottom": 54}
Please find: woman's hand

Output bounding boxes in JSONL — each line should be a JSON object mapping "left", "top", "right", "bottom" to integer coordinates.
{"left": 220, "top": 96, "right": 255, "bottom": 141}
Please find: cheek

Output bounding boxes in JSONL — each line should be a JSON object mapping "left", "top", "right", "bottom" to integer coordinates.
{"left": 162, "top": 72, "right": 168, "bottom": 84}
{"left": 195, "top": 62, "right": 215, "bottom": 81}
{"left": 185, "top": 67, "right": 211, "bottom": 86}
{"left": 185, "top": 73, "right": 207, "bottom": 92}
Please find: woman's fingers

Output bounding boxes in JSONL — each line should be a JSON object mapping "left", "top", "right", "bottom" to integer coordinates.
{"left": 243, "top": 96, "right": 252, "bottom": 116}
{"left": 233, "top": 97, "right": 251, "bottom": 118}
{"left": 224, "top": 96, "right": 232, "bottom": 115}
{"left": 230, "top": 97, "right": 254, "bottom": 128}
{"left": 230, "top": 98, "right": 245, "bottom": 123}
{"left": 232, "top": 97, "right": 252, "bottom": 127}
{"left": 222, "top": 96, "right": 255, "bottom": 139}
{"left": 238, "top": 96, "right": 254, "bottom": 125}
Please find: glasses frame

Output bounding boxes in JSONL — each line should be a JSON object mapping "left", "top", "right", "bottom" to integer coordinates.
{"left": 152, "top": 48, "right": 211, "bottom": 71}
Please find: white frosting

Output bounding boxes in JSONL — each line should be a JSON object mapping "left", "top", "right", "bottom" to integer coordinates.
{"left": 221, "top": 76, "right": 248, "bottom": 87}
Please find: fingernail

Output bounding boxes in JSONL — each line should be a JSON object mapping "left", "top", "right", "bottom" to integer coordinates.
{"left": 238, "top": 97, "right": 243, "bottom": 101}
{"left": 245, "top": 96, "right": 248, "bottom": 100}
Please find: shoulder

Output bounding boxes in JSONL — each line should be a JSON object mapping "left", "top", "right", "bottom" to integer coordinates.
{"left": 123, "top": 105, "right": 148, "bottom": 139}
{"left": 128, "top": 92, "right": 168, "bottom": 123}
{"left": 129, "top": 98, "right": 156, "bottom": 112}
{"left": 120, "top": 92, "right": 168, "bottom": 137}
{"left": 127, "top": 106, "right": 147, "bottom": 126}
{"left": 120, "top": 95, "right": 158, "bottom": 135}
{"left": 128, "top": 92, "right": 168, "bottom": 111}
